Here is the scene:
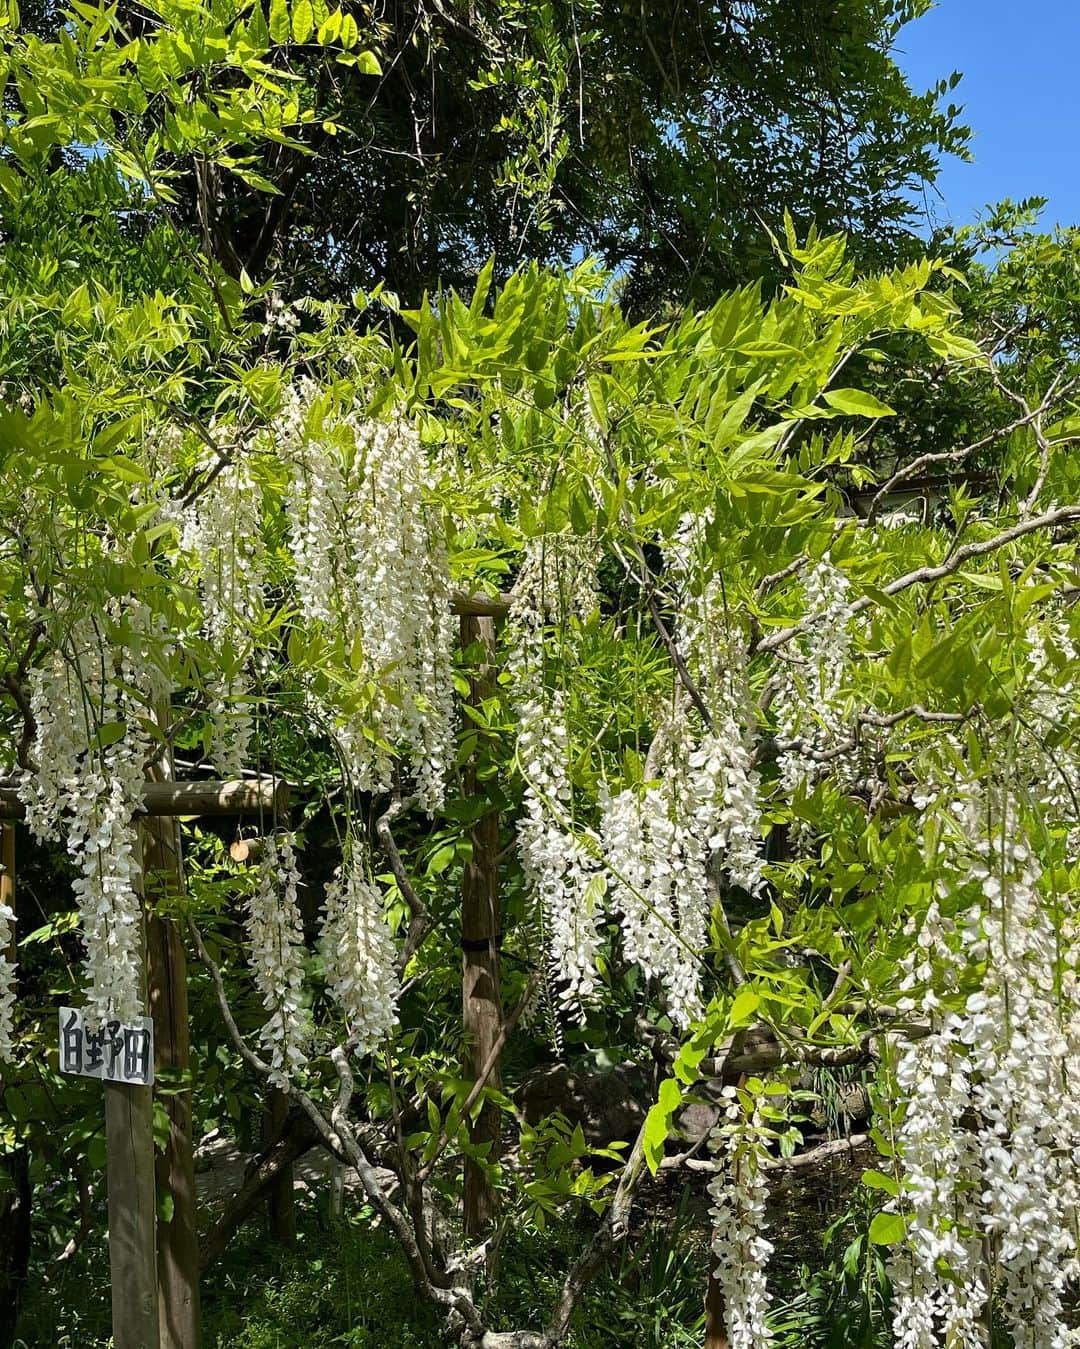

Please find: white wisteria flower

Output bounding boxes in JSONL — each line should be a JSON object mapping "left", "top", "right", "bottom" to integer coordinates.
{"left": 890, "top": 790, "right": 1080, "bottom": 1348}
{"left": 178, "top": 457, "right": 266, "bottom": 777}
{"left": 246, "top": 832, "right": 311, "bottom": 1078}
{"left": 19, "top": 601, "right": 169, "bottom": 1029}
{"left": 276, "top": 389, "right": 455, "bottom": 811}
{"left": 320, "top": 846, "right": 399, "bottom": 1056}
{"left": 771, "top": 556, "right": 852, "bottom": 795}
{"left": 707, "top": 1086, "right": 775, "bottom": 1349}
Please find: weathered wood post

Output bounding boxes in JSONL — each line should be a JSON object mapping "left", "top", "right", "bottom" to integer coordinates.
{"left": 145, "top": 809, "right": 201, "bottom": 1349}
{"left": 104, "top": 832, "right": 160, "bottom": 1349}
{"left": 0, "top": 776, "right": 287, "bottom": 1349}
{"left": 460, "top": 612, "right": 503, "bottom": 1237}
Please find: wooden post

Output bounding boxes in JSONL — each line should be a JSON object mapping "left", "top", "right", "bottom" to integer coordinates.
{"left": 144, "top": 813, "right": 201, "bottom": 1349}
{"left": 460, "top": 613, "right": 503, "bottom": 1237}
{"left": 105, "top": 835, "right": 160, "bottom": 1349}
{"left": 703, "top": 1259, "right": 729, "bottom": 1349}
{"left": 262, "top": 1085, "right": 296, "bottom": 1245}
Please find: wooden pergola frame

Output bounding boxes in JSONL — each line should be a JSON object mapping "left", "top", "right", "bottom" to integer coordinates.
{"left": 2, "top": 589, "right": 512, "bottom": 1348}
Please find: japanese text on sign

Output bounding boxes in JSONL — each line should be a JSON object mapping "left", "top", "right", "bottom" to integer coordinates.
{"left": 58, "top": 1007, "right": 154, "bottom": 1086}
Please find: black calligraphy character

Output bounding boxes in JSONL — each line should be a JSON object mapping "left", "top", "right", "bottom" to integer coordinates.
{"left": 123, "top": 1026, "right": 151, "bottom": 1084}
{"left": 105, "top": 1021, "right": 123, "bottom": 1077}
{"left": 84, "top": 1025, "right": 107, "bottom": 1072}
{"left": 61, "top": 1011, "right": 83, "bottom": 1074}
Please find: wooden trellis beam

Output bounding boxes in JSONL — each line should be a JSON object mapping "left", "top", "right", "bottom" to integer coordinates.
{"left": 450, "top": 591, "right": 512, "bottom": 620}
{"left": 0, "top": 777, "right": 289, "bottom": 821}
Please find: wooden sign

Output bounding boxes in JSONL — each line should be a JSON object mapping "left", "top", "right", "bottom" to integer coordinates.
{"left": 58, "top": 1007, "right": 155, "bottom": 1086}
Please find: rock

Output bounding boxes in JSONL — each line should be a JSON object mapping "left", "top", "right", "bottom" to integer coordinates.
{"left": 516, "top": 1061, "right": 651, "bottom": 1147}
{"left": 676, "top": 1100, "right": 721, "bottom": 1146}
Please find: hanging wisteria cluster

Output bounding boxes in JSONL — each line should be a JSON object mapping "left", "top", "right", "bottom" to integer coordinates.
{"left": 599, "top": 699, "right": 763, "bottom": 1029}
{"left": 274, "top": 386, "right": 456, "bottom": 811}
{"left": 178, "top": 457, "right": 264, "bottom": 777}
{"left": 771, "top": 556, "right": 852, "bottom": 794}
{"left": 888, "top": 789, "right": 1080, "bottom": 1347}
{"left": 18, "top": 601, "right": 171, "bottom": 1029}
{"left": 706, "top": 1086, "right": 775, "bottom": 1349}
{"left": 517, "top": 686, "right": 605, "bottom": 1014}
{"left": 245, "top": 832, "right": 311, "bottom": 1078}
{"left": 1021, "top": 614, "right": 1080, "bottom": 837}
{"left": 512, "top": 529, "right": 766, "bottom": 1023}
{"left": 510, "top": 535, "right": 606, "bottom": 1014}
{"left": 320, "top": 845, "right": 399, "bottom": 1056}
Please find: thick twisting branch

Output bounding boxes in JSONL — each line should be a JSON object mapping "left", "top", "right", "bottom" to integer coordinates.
{"left": 756, "top": 702, "right": 976, "bottom": 767}
{"left": 188, "top": 916, "right": 489, "bottom": 1335}
{"left": 865, "top": 374, "right": 1077, "bottom": 524}
{"left": 670, "top": 1133, "right": 871, "bottom": 1175}
{"left": 755, "top": 502, "right": 1080, "bottom": 656}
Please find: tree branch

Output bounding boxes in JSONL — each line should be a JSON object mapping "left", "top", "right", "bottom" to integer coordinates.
{"left": 756, "top": 502, "right": 1080, "bottom": 656}
{"left": 866, "top": 374, "right": 1076, "bottom": 525}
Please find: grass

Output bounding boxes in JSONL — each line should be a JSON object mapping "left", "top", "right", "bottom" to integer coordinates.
{"left": 13, "top": 1187, "right": 716, "bottom": 1348}
{"left": 12, "top": 1160, "right": 876, "bottom": 1347}
{"left": 14, "top": 1200, "right": 442, "bottom": 1349}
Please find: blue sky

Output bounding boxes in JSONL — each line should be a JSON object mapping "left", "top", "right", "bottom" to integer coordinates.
{"left": 896, "top": 1, "right": 1080, "bottom": 231}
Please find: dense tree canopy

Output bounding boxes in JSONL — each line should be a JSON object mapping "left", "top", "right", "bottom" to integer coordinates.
{"left": 2, "top": 3, "right": 1080, "bottom": 1349}
{"left": 8, "top": 0, "right": 970, "bottom": 310}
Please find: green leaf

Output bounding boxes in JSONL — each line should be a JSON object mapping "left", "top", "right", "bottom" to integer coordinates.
{"left": 924, "top": 331, "right": 985, "bottom": 363}
{"left": 317, "top": 8, "right": 341, "bottom": 42}
{"left": 291, "top": 0, "right": 314, "bottom": 42}
{"left": 861, "top": 1169, "right": 899, "bottom": 1197}
{"left": 729, "top": 987, "right": 761, "bottom": 1028}
{"left": 643, "top": 1078, "right": 682, "bottom": 1174}
{"left": 268, "top": 0, "right": 289, "bottom": 43}
{"left": 246, "top": 2, "right": 270, "bottom": 49}
{"left": 868, "top": 1211, "right": 906, "bottom": 1246}
{"left": 427, "top": 843, "right": 456, "bottom": 874}
{"left": 89, "top": 721, "right": 127, "bottom": 751}
{"left": 228, "top": 165, "right": 282, "bottom": 194}
{"left": 736, "top": 340, "right": 803, "bottom": 359}
{"left": 822, "top": 388, "right": 896, "bottom": 418}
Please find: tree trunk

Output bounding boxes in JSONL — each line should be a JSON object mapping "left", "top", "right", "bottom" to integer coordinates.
{"left": 460, "top": 613, "right": 503, "bottom": 1238}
